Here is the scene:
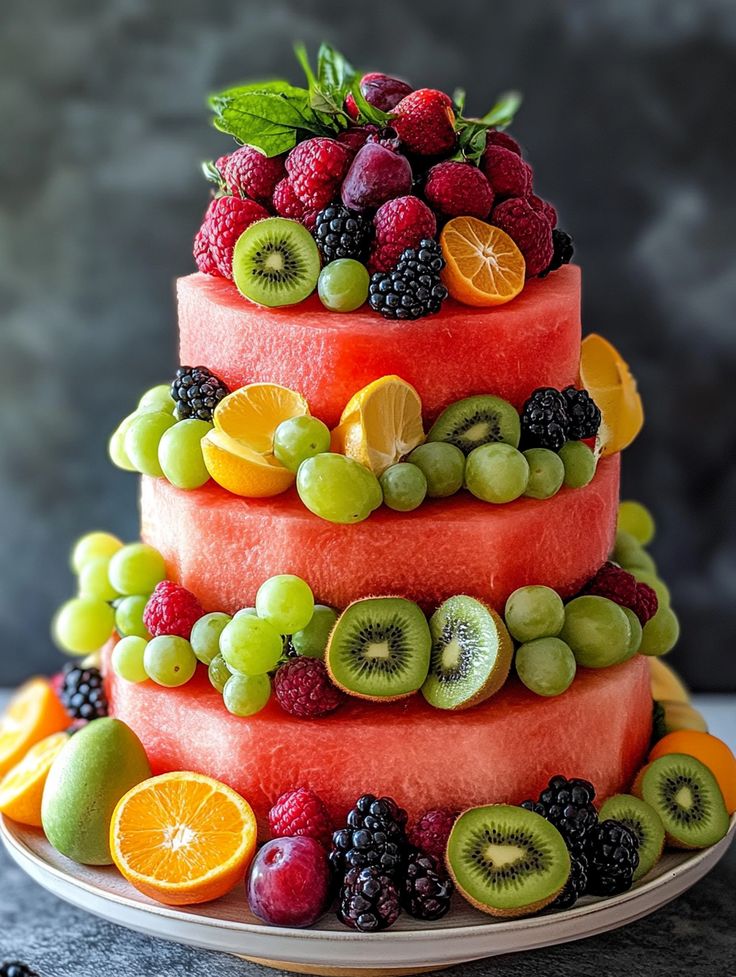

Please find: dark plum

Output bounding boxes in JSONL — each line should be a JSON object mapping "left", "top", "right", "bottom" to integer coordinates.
{"left": 341, "top": 142, "right": 412, "bottom": 212}
{"left": 247, "top": 836, "right": 331, "bottom": 927}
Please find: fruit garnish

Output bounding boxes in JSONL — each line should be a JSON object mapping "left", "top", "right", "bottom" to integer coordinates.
{"left": 649, "top": 731, "right": 736, "bottom": 814}
{"left": 465, "top": 442, "right": 529, "bottom": 503}
{"left": 248, "top": 836, "right": 331, "bottom": 928}
{"left": 0, "top": 731, "right": 68, "bottom": 827}
{"left": 618, "top": 499, "right": 656, "bottom": 546}
{"left": 317, "top": 258, "right": 370, "bottom": 312}
{"left": 598, "top": 794, "right": 665, "bottom": 881}
{"left": 379, "top": 462, "right": 428, "bottom": 512}
{"left": 558, "top": 439, "right": 597, "bottom": 488}
{"left": 108, "top": 542, "right": 167, "bottom": 596}
{"left": 256, "top": 573, "right": 314, "bottom": 634}
{"left": 232, "top": 217, "right": 321, "bottom": 307}
{"left": 657, "top": 699, "right": 709, "bottom": 735}
{"left": 59, "top": 663, "right": 108, "bottom": 720}
{"left": 560, "top": 595, "right": 633, "bottom": 668}
{"left": 579, "top": 333, "right": 644, "bottom": 456}
{"left": 504, "top": 585, "right": 565, "bottom": 643}
{"left": 158, "top": 418, "right": 212, "bottom": 490}
{"left": 274, "top": 415, "right": 332, "bottom": 472}
{"left": 515, "top": 637, "right": 576, "bottom": 697}
{"left": 638, "top": 605, "right": 680, "bottom": 656}
{"left": 202, "top": 430, "right": 295, "bottom": 497}
{"left": 214, "top": 382, "right": 309, "bottom": 455}
{"left": 0, "top": 679, "right": 71, "bottom": 778}
{"left": 440, "top": 217, "right": 525, "bottom": 307}
{"left": 143, "top": 635, "right": 198, "bottom": 688}
{"left": 522, "top": 447, "right": 565, "bottom": 499}
{"left": 110, "top": 770, "right": 257, "bottom": 905}
{"left": 648, "top": 657, "right": 689, "bottom": 704}
{"left": 586, "top": 819, "right": 640, "bottom": 895}
{"left": 296, "top": 452, "right": 382, "bottom": 523}
{"left": 407, "top": 442, "right": 465, "bottom": 498}
{"left": 53, "top": 596, "right": 115, "bottom": 656}
{"left": 332, "top": 375, "right": 424, "bottom": 476}
{"left": 427, "top": 394, "right": 521, "bottom": 454}
{"left": 71, "top": 531, "right": 123, "bottom": 574}
{"left": 171, "top": 366, "right": 229, "bottom": 422}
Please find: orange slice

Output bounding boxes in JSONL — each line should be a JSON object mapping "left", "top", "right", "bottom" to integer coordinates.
{"left": 214, "top": 382, "right": 309, "bottom": 455}
{"left": 0, "top": 679, "right": 70, "bottom": 778}
{"left": 579, "top": 334, "right": 644, "bottom": 456}
{"left": 440, "top": 217, "right": 526, "bottom": 307}
{"left": 0, "top": 731, "right": 68, "bottom": 826}
{"left": 110, "top": 771, "right": 257, "bottom": 905}
{"left": 202, "top": 429, "right": 295, "bottom": 497}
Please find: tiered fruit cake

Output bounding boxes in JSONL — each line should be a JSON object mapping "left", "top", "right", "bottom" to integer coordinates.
{"left": 1, "top": 45, "right": 734, "bottom": 941}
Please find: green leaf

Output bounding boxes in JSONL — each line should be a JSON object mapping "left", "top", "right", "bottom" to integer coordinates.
{"left": 452, "top": 87, "right": 466, "bottom": 115}
{"left": 293, "top": 43, "right": 317, "bottom": 89}
{"left": 317, "top": 43, "right": 357, "bottom": 96}
{"left": 480, "top": 90, "right": 522, "bottom": 129}
{"left": 201, "top": 160, "right": 225, "bottom": 186}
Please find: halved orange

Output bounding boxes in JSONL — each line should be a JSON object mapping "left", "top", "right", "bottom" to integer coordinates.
{"left": 110, "top": 771, "right": 257, "bottom": 905}
{"left": 202, "top": 429, "right": 296, "bottom": 497}
{"left": 440, "top": 217, "right": 526, "bottom": 307}
{"left": 214, "top": 382, "right": 309, "bottom": 455}
{"left": 579, "top": 334, "right": 644, "bottom": 456}
{"left": 0, "top": 679, "right": 70, "bottom": 778}
{"left": 0, "top": 731, "right": 68, "bottom": 826}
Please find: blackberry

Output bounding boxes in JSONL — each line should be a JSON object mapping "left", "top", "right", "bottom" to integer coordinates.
{"left": 369, "top": 239, "right": 448, "bottom": 320}
{"left": 562, "top": 387, "right": 601, "bottom": 441}
{"left": 521, "top": 775, "right": 598, "bottom": 852}
{"left": 330, "top": 793, "right": 408, "bottom": 879}
{"left": 401, "top": 849, "right": 453, "bottom": 921}
{"left": 59, "top": 663, "right": 108, "bottom": 721}
{"left": 520, "top": 387, "right": 570, "bottom": 452}
{"left": 550, "top": 849, "right": 589, "bottom": 910}
{"left": 539, "top": 229, "right": 574, "bottom": 278}
{"left": 313, "top": 204, "right": 371, "bottom": 262}
{"left": 1, "top": 965, "right": 39, "bottom": 977}
{"left": 338, "top": 865, "right": 401, "bottom": 931}
{"left": 586, "top": 819, "right": 639, "bottom": 896}
{"left": 171, "top": 366, "right": 229, "bottom": 422}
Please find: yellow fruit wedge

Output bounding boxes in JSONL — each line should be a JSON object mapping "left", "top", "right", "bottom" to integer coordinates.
{"left": 580, "top": 334, "right": 644, "bottom": 456}
{"left": 649, "top": 657, "right": 690, "bottom": 705}
{"left": 0, "top": 679, "right": 70, "bottom": 778}
{"left": 332, "top": 376, "right": 425, "bottom": 476}
{"left": 0, "top": 731, "right": 68, "bottom": 826}
{"left": 202, "top": 429, "right": 295, "bottom": 498}
{"left": 214, "top": 383, "right": 309, "bottom": 455}
{"left": 660, "top": 699, "right": 709, "bottom": 735}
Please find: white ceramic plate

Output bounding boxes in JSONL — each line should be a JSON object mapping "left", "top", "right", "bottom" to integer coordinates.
{"left": 2, "top": 814, "right": 734, "bottom": 975}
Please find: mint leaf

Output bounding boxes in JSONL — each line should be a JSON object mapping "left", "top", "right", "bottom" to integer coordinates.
{"left": 293, "top": 43, "right": 317, "bottom": 90}
{"left": 452, "top": 87, "right": 467, "bottom": 115}
{"left": 209, "top": 84, "right": 331, "bottom": 156}
{"left": 480, "top": 90, "right": 522, "bottom": 129}
{"left": 317, "top": 43, "right": 357, "bottom": 96}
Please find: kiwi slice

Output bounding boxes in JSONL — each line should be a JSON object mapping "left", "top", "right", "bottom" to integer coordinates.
{"left": 599, "top": 794, "right": 665, "bottom": 881}
{"left": 634, "top": 753, "right": 729, "bottom": 849}
{"left": 428, "top": 396, "right": 521, "bottom": 454}
{"left": 421, "top": 596, "right": 513, "bottom": 711}
{"left": 325, "top": 597, "right": 431, "bottom": 701}
{"left": 447, "top": 805, "right": 570, "bottom": 918}
{"left": 232, "top": 217, "right": 321, "bottom": 307}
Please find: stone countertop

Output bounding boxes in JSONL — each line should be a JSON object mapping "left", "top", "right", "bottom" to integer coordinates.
{"left": 1, "top": 694, "right": 734, "bottom": 977}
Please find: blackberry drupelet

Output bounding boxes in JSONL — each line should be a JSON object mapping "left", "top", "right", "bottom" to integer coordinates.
{"left": 59, "top": 663, "right": 108, "bottom": 721}
{"left": 313, "top": 204, "right": 372, "bottom": 262}
{"left": 562, "top": 387, "right": 602, "bottom": 440}
{"left": 171, "top": 366, "right": 229, "bottom": 422}
{"left": 330, "top": 793, "right": 408, "bottom": 879}
{"left": 338, "top": 866, "right": 401, "bottom": 931}
{"left": 521, "top": 775, "right": 598, "bottom": 852}
{"left": 586, "top": 819, "right": 640, "bottom": 896}
{"left": 520, "top": 387, "right": 570, "bottom": 452}
{"left": 539, "top": 229, "right": 574, "bottom": 277}
{"left": 550, "top": 849, "right": 589, "bottom": 910}
{"left": 369, "top": 239, "right": 448, "bottom": 320}
{"left": 1, "top": 965, "right": 40, "bottom": 977}
{"left": 401, "top": 849, "right": 454, "bottom": 921}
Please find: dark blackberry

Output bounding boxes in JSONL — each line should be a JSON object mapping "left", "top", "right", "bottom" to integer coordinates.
{"left": 539, "top": 229, "right": 574, "bottom": 278}
{"left": 401, "top": 849, "right": 453, "bottom": 921}
{"left": 171, "top": 366, "right": 229, "bottom": 422}
{"left": 313, "top": 204, "right": 371, "bottom": 263}
{"left": 521, "top": 775, "right": 598, "bottom": 853}
{"left": 586, "top": 819, "right": 639, "bottom": 896}
{"left": 1, "top": 964, "right": 40, "bottom": 977}
{"left": 330, "top": 793, "right": 408, "bottom": 879}
{"left": 59, "top": 663, "right": 108, "bottom": 721}
{"left": 550, "top": 849, "right": 589, "bottom": 910}
{"left": 369, "top": 239, "right": 448, "bottom": 320}
{"left": 520, "top": 387, "right": 570, "bottom": 451}
{"left": 562, "top": 387, "right": 601, "bottom": 441}
{"left": 337, "top": 865, "right": 401, "bottom": 931}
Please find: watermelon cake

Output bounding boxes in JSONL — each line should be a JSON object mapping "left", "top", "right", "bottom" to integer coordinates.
{"left": 2, "top": 44, "right": 733, "bottom": 942}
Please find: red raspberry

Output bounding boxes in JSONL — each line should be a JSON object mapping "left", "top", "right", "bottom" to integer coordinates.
{"left": 285, "top": 137, "right": 352, "bottom": 210}
{"left": 336, "top": 125, "right": 380, "bottom": 154}
{"left": 268, "top": 787, "right": 333, "bottom": 848}
{"left": 273, "top": 658, "right": 345, "bottom": 718}
{"left": 424, "top": 161, "right": 494, "bottom": 219}
{"left": 485, "top": 128, "right": 522, "bottom": 156}
{"left": 528, "top": 194, "right": 558, "bottom": 229}
{"left": 368, "top": 195, "right": 437, "bottom": 273}
{"left": 634, "top": 582, "right": 659, "bottom": 625}
{"left": 193, "top": 223, "right": 219, "bottom": 276}
{"left": 219, "top": 146, "right": 286, "bottom": 204}
{"left": 583, "top": 562, "right": 658, "bottom": 625}
{"left": 408, "top": 809, "right": 458, "bottom": 864}
{"left": 392, "top": 89, "right": 456, "bottom": 156}
{"left": 481, "top": 145, "right": 533, "bottom": 200}
{"left": 143, "top": 581, "right": 204, "bottom": 640}
{"left": 194, "top": 195, "right": 270, "bottom": 279}
{"left": 492, "top": 197, "right": 554, "bottom": 277}
{"left": 272, "top": 178, "right": 320, "bottom": 229}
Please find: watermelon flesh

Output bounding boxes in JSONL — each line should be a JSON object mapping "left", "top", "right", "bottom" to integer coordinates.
{"left": 177, "top": 265, "right": 582, "bottom": 428}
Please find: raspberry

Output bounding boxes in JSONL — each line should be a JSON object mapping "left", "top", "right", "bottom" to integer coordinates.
{"left": 194, "top": 195, "right": 270, "bottom": 279}
{"left": 272, "top": 178, "right": 319, "bottom": 229}
{"left": 368, "top": 195, "right": 437, "bottom": 273}
{"left": 424, "top": 161, "right": 493, "bottom": 219}
{"left": 492, "top": 197, "right": 554, "bottom": 277}
{"left": 485, "top": 128, "right": 522, "bottom": 156}
{"left": 481, "top": 145, "right": 533, "bottom": 200}
{"left": 336, "top": 125, "right": 379, "bottom": 154}
{"left": 391, "top": 89, "right": 456, "bottom": 156}
{"left": 273, "top": 658, "right": 345, "bottom": 718}
{"left": 268, "top": 787, "right": 333, "bottom": 848}
{"left": 407, "top": 808, "right": 457, "bottom": 863}
{"left": 584, "top": 562, "right": 658, "bottom": 625}
{"left": 528, "top": 194, "right": 557, "bottom": 229}
{"left": 219, "top": 145, "right": 286, "bottom": 204}
{"left": 345, "top": 72, "right": 414, "bottom": 119}
{"left": 285, "top": 137, "right": 352, "bottom": 210}
{"left": 635, "top": 582, "right": 659, "bottom": 625}
{"left": 143, "top": 581, "right": 204, "bottom": 640}
{"left": 193, "top": 224, "right": 219, "bottom": 276}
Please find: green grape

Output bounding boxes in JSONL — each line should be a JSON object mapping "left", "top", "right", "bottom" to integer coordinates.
{"left": 515, "top": 637, "right": 577, "bottom": 696}
{"left": 613, "top": 530, "right": 657, "bottom": 573}
{"left": 632, "top": 569, "right": 671, "bottom": 607}
{"left": 223, "top": 673, "right": 272, "bottom": 717}
{"left": 71, "top": 531, "right": 123, "bottom": 574}
{"left": 560, "top": 595, "right": 632, "bottom": 668}
{"left": 621, "top": 606, "right": 643, "bottom": 658}
{"left": 504, "top": 586, "right": 565, "bottom": 643}
{"left": 111, "top": 635, "right": 149, "bottom": 683}
{"left": 522, "top": 448, "right": 565, "bottom": 500}
{"left": 78, "top": 556, "right": 120, "bottom": 603}
{"left": 465, "top": 443, "right": 529, "bottom": 503}
{"left": 53, "top": 597, "right": 115, "bottom": 655}
{"left": 234, "top": 607, "right": 258, "bottom": 618}
{"left": 317, "top": 259, "right": 370, "bottom": 312}
{"left": 407, "top": 442, "right": 465, "bottom": 499}
{"left": 558, "top": 441, "right": 596, "bottom": 489}
{"left": 143, "top": 635, "right": 197, "bottom": 687}
{"left": 297, "top": 453, "right": 382, "bottom": 524}
{"left": 292, "top": 605, "right": 338, "bottom": 659}
{"left": 618, "top": 500, "right": 656, "bottom": 546}
{"left": 109, "top": 413, "right": 140, "bottom": 472}
{"left": 114, "top": 594, "right": 152, "bottom": 639}
{"left": 273, "top": 416, "right": 331, "bottom": 472}
{"left": 220, "top": 615, "right": 283, "bottom": 675}
{"left": 158, "top": 418, "right": 212, "bottom": 490}
{"left": 124, "top": 410, "right": 177, "bottom": 476}
{"left": 638, "top": 606, "right": 680, "bottom": 657}
{"left": 191, "top": 611, "right": 232, "bottom": 665}
{"left": 108, "top": 543, "right": 166, "bottom": 596}
{"left": 380, "top": 463, "right": 428, "bottom": 512}
{"left": 138, "top": 383, "right": 174, "bottom": 414}
{"left": 256, "top": 574, "right": 314, "bottom": 634}
{"left": 208, "top": 653, "right": 232, "bottom": 693}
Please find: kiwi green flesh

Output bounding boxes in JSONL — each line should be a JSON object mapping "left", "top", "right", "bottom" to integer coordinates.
{"left": 232, "top": 217, "right": 321, "bottom": 307}
{"left": 326, "top": 597, "right": 431, "bottom": 700}
{"left": 639, "top": 754, "right": 729, "bottom": 849}
{"left": 428, "top": 396, "right": 521, "bottom": 454}
{"left": 447, "top": 805, "right": 570, "bottom": 914}
{"left": 599, "top": 794, "right": 665, "bottom": 881}
{"left": 422, "top": 596, "right": 512, "bottom": 711}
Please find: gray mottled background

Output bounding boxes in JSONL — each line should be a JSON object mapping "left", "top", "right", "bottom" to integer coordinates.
{"left": 0, "top": 0, "right": 734, "bottom": 690}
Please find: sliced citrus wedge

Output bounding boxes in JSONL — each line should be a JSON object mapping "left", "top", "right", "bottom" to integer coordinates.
{"left": 0, "top": 679, "right": 70, "bottom": 778}
{"left": 110, "top": 771, "right": 257, "bottom": 906}
{"left": 0, "top": 731, "right": 68, "bottom": 826}
{"left": 440, "top": 217, "right": 526, "bottom": 307}
{"left": 214, "top": 382, "right": 309, "bottom": 455}
{"left": 580, "top": 334, "right": 644, "bottom": 456}
{"left": 202, "top": 429, "right": 295, "bottom": 497}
